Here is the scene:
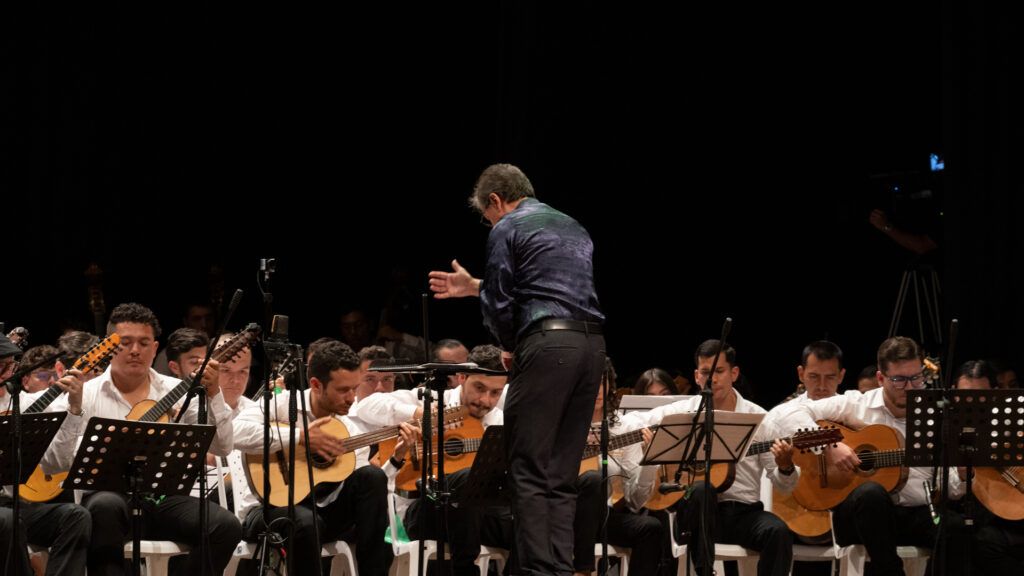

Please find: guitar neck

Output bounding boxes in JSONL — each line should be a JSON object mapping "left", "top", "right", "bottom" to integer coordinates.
{"left": 341, "top": 424, "right": 405, "bottom": 452}
{"left": 139, "top": 378, "right": 193, "bottom": 422}
{"left": 857, "top": 449, "right": 905, "bottom": 468}
{"left": 581, "top": 428, "right": 647, "bottom": 459}
{"left": 24, "top": 384, "right": 65, "bottom": 414}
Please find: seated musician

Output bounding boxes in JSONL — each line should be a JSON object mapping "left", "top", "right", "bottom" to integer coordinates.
{"left": 574, "top": 358, "right": 663, "bottom": 576}
{"left": 635, "top": 339, "right": 797, "bottom": 576}
{"left": 770, "top": 336, "right": 966, "bottom": 575}
{"left": 1, "top": 335, "right": 91, "bottom": 576}
{"left": 357, "top": 344, "right": 507, "bottom": 576}
{"left": 233, "top": 339, "right": 390, "bottom": 576}
{"left": 49, "top": 302, "right": 240, "bottom": 576}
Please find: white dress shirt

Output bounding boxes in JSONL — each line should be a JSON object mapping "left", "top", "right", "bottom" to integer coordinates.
{"left": 632, "top": 389, "right": 799, "bottom": 505}
{"left": 356, "top": 384, "right": 504, "bottom": 430}
{"left": 768, "top": 387, "right": 963, "bottom": 506}
{"left": 233, "top": 387, "right": 370, "bottom": 507}
{"left": 606, "top": 411, "right": 659, "bottom": 512}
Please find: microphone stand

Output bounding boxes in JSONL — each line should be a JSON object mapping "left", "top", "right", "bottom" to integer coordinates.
{"left": 176, "top": 289, "right": 243, "bottom": 576}
{"left": 3, "top": 351, "right": 64, "bottom": 576}
{"left": 933, "top": 319, "right": 959, "bottom": 576}
{"left": 676, "top": 318, "right": 732, "bottom": 576}
{"left": 599, "top": 362, "right": 611, "bottom": 575}
{"left": 286, "top": 341, "right": 321, "bottom": 576}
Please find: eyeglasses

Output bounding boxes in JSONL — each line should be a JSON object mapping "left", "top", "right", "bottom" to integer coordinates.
{"left": 31, "top": 370, "right": 58, "bottom": 382}
{"left": 884, "top": 371, "right": 928, "bottom": 389}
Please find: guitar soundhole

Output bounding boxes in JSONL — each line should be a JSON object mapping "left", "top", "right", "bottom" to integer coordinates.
{"left": 856, "top": 446, "right": 876, "bottom": 472}
{"left": 311, "top": 454, "right": 336, "bottom": 469}
{"left": 444, "top": 438, "right": 465, "bottom": 457}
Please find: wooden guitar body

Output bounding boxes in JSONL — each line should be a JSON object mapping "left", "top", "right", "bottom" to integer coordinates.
{"left": 973, "top": 466, "right": 1024, "bottom": 521}
{"left": 792, "top": 421, "right": 907, "bottom": 511}
{"left": 772, "top": 488, "right": 832, "bottom": 544}
{"left": 392, "top": 415, "right": 485, "bottom": 494}
{"left": 245, "top": 418, "right": 357, "bottom": 507}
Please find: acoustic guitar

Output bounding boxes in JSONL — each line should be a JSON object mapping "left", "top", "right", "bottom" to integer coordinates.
{"left": 772, "top": 489, "right": 832, "bottom": 544}
{"left": 376, "top": 412, "right": 485, "bottom": 495}
{"left": 791, "top": 420, "right": 907, "bottom": 511}
{"left": 17, "top": 334, "right": 121, "bottom": 502}
{"left": 246, "top": 406, "right": 466, "bottom": 506}
{"left": 124, "top": 324, "right": 260, "bottom": 422}
{"left": 644, "top": 426, "right": 844, "bottom": 511}
{"left": 973, "top": 466, "right": 1024, "bottom": 521}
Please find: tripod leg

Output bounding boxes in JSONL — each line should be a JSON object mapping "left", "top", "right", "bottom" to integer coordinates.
{"left": 889, "top": 269, "right": 912, "bottom": 338}
{"left": 923, "top": 269, "right": 943, "bottom": 345}
{"left": 911, "top": 271, "right": 927, "bottom": 346}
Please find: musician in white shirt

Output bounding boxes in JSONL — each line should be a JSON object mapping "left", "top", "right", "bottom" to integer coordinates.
{"left": 770, "top": 337, "right": 965, "bottom": 575}
{"left": 233, "top": 339, "right": 390, "bottom": 576}
{"left": 634, "top": 340, "right": 797, "bottom": 576}
{"left": 55, "top": 303, "right": 241, "bottom": 576}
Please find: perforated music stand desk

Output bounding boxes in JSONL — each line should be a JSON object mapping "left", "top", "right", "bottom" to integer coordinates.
{"left": 0, "top": 411, "right": 67, "bottom": 485}
{"left": 906, "top": 389, "right": 1024, "bottom": 467}
{"left": 459, "top": 425, "right": 511, "bottom": 506}
{"left": 64, "top": 417, "right": 216, "bottom": 576}
{"left": 642, "top": 410, "right": 763, "bottom": 466}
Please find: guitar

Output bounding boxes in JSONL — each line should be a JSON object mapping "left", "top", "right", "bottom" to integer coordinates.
{"left": 246, "top": 406, "right": 466, "bottom": 506}
{"left": 972, "top": 466, "right": 1024, "bottom": 521}
{"left": 377, "top": 412, "right": 486, "bottom": 495}
{"left": 644, "top": 426, "right": 844, "bottom": 510}
{"left": 772, "top": 488, "right": 832, "bottom": 544}
{"left": 791, "top": 421, "right": 907, "bottom": 511}
{"left": 18, "top": 334, "right": 122, "bottom": 503}
{"left": 125, "top": 324, "right": 260, "bottom": 422}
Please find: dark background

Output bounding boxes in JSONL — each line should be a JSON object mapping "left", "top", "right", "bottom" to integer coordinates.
{"left": 3, "top": 3, "right": 1021, "bottom": 408}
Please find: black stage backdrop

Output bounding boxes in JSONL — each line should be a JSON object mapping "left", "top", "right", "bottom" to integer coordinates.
{"left": 3, "top": 3, "right": 1021, "bottom": 408}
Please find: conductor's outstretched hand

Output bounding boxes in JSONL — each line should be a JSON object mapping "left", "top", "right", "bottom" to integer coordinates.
{"left": 428, "top": 259, "right": 481, "bottom": 299}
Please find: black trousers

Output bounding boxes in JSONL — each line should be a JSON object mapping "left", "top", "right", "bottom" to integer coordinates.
{"left": 975, "top": 518, "right": 1024, "bottom": 572}
{"left": 242, "top": 465, "right": 390, "bottom": 576}
{"left": 82, "top": 490, "right": 242, "bottom": 576}
{"left": 404, "top": 468, "right": 514, "bottom": 576}
{"left": 574, "top": 470, "right": 664, "bottom": 576}
{"left": 681, "top": 482, "right": 792, "bottom": 576}
{"left": 504, "top": 328, "right": 605, "bottom": 576}
{"left": 20, "top": 498, "right": 91, "bottom": 576}
{"left": 831, "top": 481, "right": 964, "bottom": 576}
{"left": 1, "top": 502, "right": 31, "bottom": 576}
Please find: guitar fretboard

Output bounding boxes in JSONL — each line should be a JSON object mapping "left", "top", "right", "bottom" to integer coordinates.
{"left": 856, "top": 449, "right": 905, "bottom": 468}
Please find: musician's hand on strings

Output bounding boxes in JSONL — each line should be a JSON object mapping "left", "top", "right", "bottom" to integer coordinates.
{"left": 303, "top": 416, "right": 346, "bottom": 460}
{"left": 54, "top": 368, "right": 85, "bottom": 416}
{"left": 770, "top": 438, "right": 794, "bottom": 470}
{"left": 394, "top": 422, "right": 421, "bottom": 461}
{"left": 641, "top": 427, "right": 654, "bottom": 449}
{"left": 428, "top": 259, "right": 481, "bottom": 299}
{"left": 826, "top": 442, "right": 861, "bottom": 473}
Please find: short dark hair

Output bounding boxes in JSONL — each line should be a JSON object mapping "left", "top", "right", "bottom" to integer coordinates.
{"left": 308, "top": 340, "right": 361, "bottom": 383}
{"left": 165, "top": 328, "right": 210, "bottom": 363}
{"left": 57, "top": 331, "right": 100, "bottom": 366}
{"left": 469, "top": 163, "right": 536, "bottom": 212}
{"left": 956, "top": 360, "right": 997, "bottom": 388}
{"left": 433, "top": 339, "right": 467, "bottom": 361}
{"left": 857, "top": 364, "right": 878, "bottom": 380}
{"left": 21, "top": 345, "right": 59, "bottom": 370}
{"left": 801, "top": 341, "right": 844, "bottom": 368}
{"left": 467, "top": 344, "right": 503, "bottom": 371}
{"left": 107, "top": 302, "right": 162, "bottom": 339}
{"left": 695, "top": 339, "right": 736, "bottom": 367}
{"left": 358, "top": 345, "right": 393, "bottom": 364}
{"left": 876, "top": 336, "right": 922, "bottom": 373}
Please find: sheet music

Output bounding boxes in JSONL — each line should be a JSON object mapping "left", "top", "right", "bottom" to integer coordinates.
{"left": 642, "top": 410, "right": 763, "bottom": 465}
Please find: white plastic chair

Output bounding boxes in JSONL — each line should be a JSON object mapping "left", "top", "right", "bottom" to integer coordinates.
{"left": 827, "top": 511, "right": 930, "bottom": 576}
{"left": 594, "top": 542, "right": 631, "bottom": 576}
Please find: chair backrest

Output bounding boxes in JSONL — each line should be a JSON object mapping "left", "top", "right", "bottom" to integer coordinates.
{"left": 227, "top": 451, "right": 251, "bottom": 521}
{"left": 759, "top": 469, "right": 773, "bottom": 510}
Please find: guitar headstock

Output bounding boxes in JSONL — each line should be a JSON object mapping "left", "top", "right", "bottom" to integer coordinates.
{"left": 71, "top": 333, "right": 122, "bottom": 374}
{"left": 443, "top": 405, "right": 468, "bottom": 429}
{"left": 923, "top": 357, "right": 941, "bottom": 387}
{"left": 792, "top": 425, "right": 844, "bottom": 452}
{"left": 212, "top": 323, "right": 261, "bottom": 364}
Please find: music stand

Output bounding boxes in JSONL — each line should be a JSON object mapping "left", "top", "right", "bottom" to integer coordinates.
{"left": 64, "top": 417, "right": 216, "bottom": 576}
{"left": 0, "top": 412, "right": 67, "bottom": 485}
{"left": 458, "top": 425, "right": 511, "bottom": 506}
{"left": 642, "top": 410, "right": 763, "bottom": 468}
{"left": 906, "top": 389, "right": 1024, "bottom": 575}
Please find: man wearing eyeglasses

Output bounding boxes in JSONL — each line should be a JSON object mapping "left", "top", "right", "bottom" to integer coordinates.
{"left": 770, "top": 336, "right": 965, "bottom": 575}
{"left": 18, "top": 345, "right": 61, "bottom": 393}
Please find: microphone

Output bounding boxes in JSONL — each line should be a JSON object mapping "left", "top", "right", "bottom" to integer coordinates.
{"left": 659, "top": 482, "right": 686, "bottom": 495}
{"left": 219, "top": 289, "right": 244, "bottom": 333}
{"left": 922, "top": 481, "right": 941, "bottom": 525}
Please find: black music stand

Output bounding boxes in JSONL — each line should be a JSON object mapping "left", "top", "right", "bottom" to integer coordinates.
{"left": 459, "top": 425, "right": 511, "bottom": 506}
{"left": 0, "top": 412, "right": 67, "bottom": 485}
{"left": 370, "top": 362, "right": 507, "bottom": 576}
{"left": 906, "top": 389, "right": 1024, "bottom": 576}
{"left": 64, "top": 417, "right": 216, "bottom": 576}
{"left": 642, "top": 410, "right": 762, "bottom": 575}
